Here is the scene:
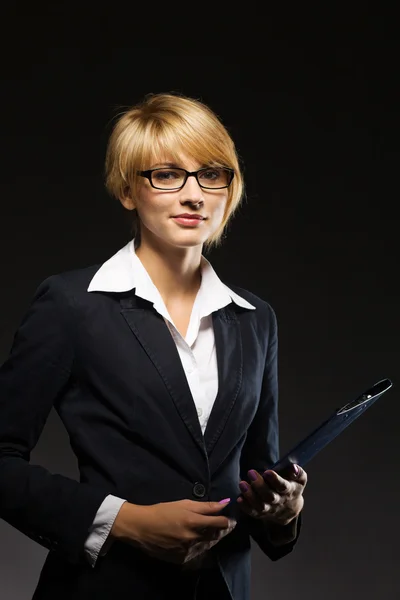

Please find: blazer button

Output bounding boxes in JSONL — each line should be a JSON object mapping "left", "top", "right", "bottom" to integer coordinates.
{"left": 193, "top": 482, "right": 206, "bottom": 498}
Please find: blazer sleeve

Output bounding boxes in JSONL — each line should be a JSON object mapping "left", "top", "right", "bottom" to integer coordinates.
{"left": 239, "top": 303, "right": 302, "bottom": 561}
{"left": 84, "top": 495, "right": 127, "bottom": 568}
{"left": 0, "top": 275, "right": 109, "bottom": 565}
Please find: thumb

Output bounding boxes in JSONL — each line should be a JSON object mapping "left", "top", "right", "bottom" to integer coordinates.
{"left": 191, "top": 498, "right": 231, "bottom": 513}
{"left": 213, "top": 498, "right": 231, "bottom": 511}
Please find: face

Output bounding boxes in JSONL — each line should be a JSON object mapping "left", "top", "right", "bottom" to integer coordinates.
{"left": 121, "top": 154, "right": 229, "bottom": 251}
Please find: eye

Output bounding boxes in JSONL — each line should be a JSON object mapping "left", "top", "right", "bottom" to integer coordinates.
{"left": 199, "top": 168, "right": 220, "bottom": 180}
{"left": 153, "top": 169, "right": 182, "bottom": 180}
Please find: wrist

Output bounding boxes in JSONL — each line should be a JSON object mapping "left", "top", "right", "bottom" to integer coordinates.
{"left": 109, "top": 502, "right": 145, "bottom": 545}
{"left": 265, "top": 514, "right": 299, "bottom": 546}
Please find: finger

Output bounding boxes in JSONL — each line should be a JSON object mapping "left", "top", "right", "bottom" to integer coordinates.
{"left": 276, "top": 464, "right": 308, "bottom": 487}
{"left": 199, "top": 527, "right": 224, "bottom": 542}
{"left": 194, "top": 512, "right": 237, "bottom": 535}
{"left": 237, "top": 494, "right": 259, "bottom": 518}
{"left": 293, "top": 465, "right": 308, "bottom": 487}
{"left": 199, "top": 521, "right": 236, "bottom": 546}
{"left": 237, "top": 494, "right": 270, "bottom": 519}
{"left": 246, "top": 470, "right": 282, "bottom": 504}
{"left": 188, "top": 499, "right": 232, "bottom": 513}
{"left": 262, "top": 469, "right": 292, "bottom": 494}
{"left": 239, "top": 477, "right": 267, "bottom": 513}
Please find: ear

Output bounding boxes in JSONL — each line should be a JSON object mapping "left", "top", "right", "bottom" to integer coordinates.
{"left": 119, "top": 186, "right": 136, "bottom": 211}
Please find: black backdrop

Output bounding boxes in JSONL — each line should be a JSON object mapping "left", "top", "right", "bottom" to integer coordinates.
{"left": 1, "top": 18, "right": 399, "bottom": 600}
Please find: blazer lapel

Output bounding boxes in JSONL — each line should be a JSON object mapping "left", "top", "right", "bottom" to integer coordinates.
{"left": 204, "top": 307, "right": 243, "bottom": 455}
{"left": 119, "top": 294, "right": 243, "bottom": 458}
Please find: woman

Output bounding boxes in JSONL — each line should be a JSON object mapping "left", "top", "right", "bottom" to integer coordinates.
{"left": 0, "top": 93, "right": 307, "bottom": 600}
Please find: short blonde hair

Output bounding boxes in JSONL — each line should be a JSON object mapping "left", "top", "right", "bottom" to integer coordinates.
{"left": 105, "top": 92, "right": 244, "bottom": 250}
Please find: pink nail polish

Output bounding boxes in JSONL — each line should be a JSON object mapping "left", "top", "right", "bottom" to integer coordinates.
{"left": 219, "top": 498, "right": 231, "bottom": 504}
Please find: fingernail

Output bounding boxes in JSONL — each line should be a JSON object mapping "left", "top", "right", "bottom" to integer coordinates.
{"left": 293, "top": 464, "right": 299, "bottom": 476}
{"left": 239, "top": 482, "right": 249, "bottom": 493}
{"left": 248, "top": 470, "right": 258, "bottom": 481}
{"left": 219, "top": 498, "right": 231, "bottom": 504}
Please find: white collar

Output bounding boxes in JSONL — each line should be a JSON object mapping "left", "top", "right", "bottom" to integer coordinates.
{"left": 87, "top": 239, "right": 256, "bottom": 315}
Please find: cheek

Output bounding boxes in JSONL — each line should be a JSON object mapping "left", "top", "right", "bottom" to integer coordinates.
{"left": 135, "top": 194, "right": 181, "bottom": 236}
{"left": 213, "top": 195, "right": 229, "bottom": 220}
{"left": 136, "top": 191, "right": 173, "bottom": 219}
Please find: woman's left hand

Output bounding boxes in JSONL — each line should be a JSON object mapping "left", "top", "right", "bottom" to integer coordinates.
{"left": 237, "top": 464, "right": 307, "bottom": 525}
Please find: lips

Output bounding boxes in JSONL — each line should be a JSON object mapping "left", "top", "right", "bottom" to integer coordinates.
{"left": 173, "top": 214, "right": 205, "bottom": 220}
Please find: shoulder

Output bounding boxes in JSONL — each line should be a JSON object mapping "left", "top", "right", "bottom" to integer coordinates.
{"left": 32, "top": 263, "right": 103, "bottom": 307}
{"left": 223, "top": 281, "right": 278, "bottom": 329}
{"left": 54, "top": 264, "right": 102, "bottom": 293}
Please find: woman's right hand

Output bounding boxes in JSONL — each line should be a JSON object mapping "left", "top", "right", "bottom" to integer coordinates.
{"left": 110, "top": 499, "right": 236, "bottom": 565}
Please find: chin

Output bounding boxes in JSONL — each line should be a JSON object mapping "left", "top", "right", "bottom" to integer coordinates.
{"left": 142, "top": 224, "right": 211, "bottom": 249}
{"left": 170, "top": 237, "right": 206, "bottom": 249}
{"left": 166, "top": 230, "right": 209, "bottom": 247}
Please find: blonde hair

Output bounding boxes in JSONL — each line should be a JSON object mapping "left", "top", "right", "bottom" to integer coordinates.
{"left": 105, "top": 92, "right": 244, "bottom": 250}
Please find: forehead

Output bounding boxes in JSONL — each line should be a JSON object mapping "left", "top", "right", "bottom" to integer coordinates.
{"left": 149, "top": 152, "right": 205, "bottom": 171}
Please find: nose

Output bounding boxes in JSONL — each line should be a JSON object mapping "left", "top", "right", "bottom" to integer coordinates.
{"left": 179, "top": 174, "right": 204, "bottom": 205}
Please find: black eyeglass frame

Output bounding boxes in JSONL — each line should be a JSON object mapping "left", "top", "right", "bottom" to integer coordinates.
{"left": 137, "top": 167, "right": 235, "bottom": 190}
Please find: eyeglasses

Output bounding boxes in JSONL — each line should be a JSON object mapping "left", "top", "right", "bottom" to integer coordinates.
{"left": 137, "top": 167, "right": 235, "bottom": 190}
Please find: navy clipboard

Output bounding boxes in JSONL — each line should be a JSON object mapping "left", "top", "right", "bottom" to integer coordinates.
{"left": 219, "top": 378, "right": 392, "bottom": 520}
{"left": 268, "top": 378, "right": 393, "bottom": 476}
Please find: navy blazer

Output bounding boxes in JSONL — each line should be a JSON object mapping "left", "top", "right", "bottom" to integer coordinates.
{"left": 0, "top": 264, "right": 301, "bottom": 599}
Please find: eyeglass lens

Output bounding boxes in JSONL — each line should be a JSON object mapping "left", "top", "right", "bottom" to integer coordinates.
{"left": 151, "top": 168, "right": 231, "bottom": 189}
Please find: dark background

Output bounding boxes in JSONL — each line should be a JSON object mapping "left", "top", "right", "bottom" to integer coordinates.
{"left": 1, "top": 15, "right": 399, "bottom": 600}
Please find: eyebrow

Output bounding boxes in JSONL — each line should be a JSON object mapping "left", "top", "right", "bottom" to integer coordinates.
{"left": 150, "top": 162, "right": 180, "bottom": 169}
{"left": 149, "top": 162, "right": 210, "bottom": 170}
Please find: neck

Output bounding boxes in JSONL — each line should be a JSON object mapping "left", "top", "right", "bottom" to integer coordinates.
{"left": 135, "top": 234, "right": 203, "bottom": 303}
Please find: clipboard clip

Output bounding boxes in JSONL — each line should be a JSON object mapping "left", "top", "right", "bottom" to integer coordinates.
{"left": 336, "top": 378, "right": 392, "bottom": 415}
